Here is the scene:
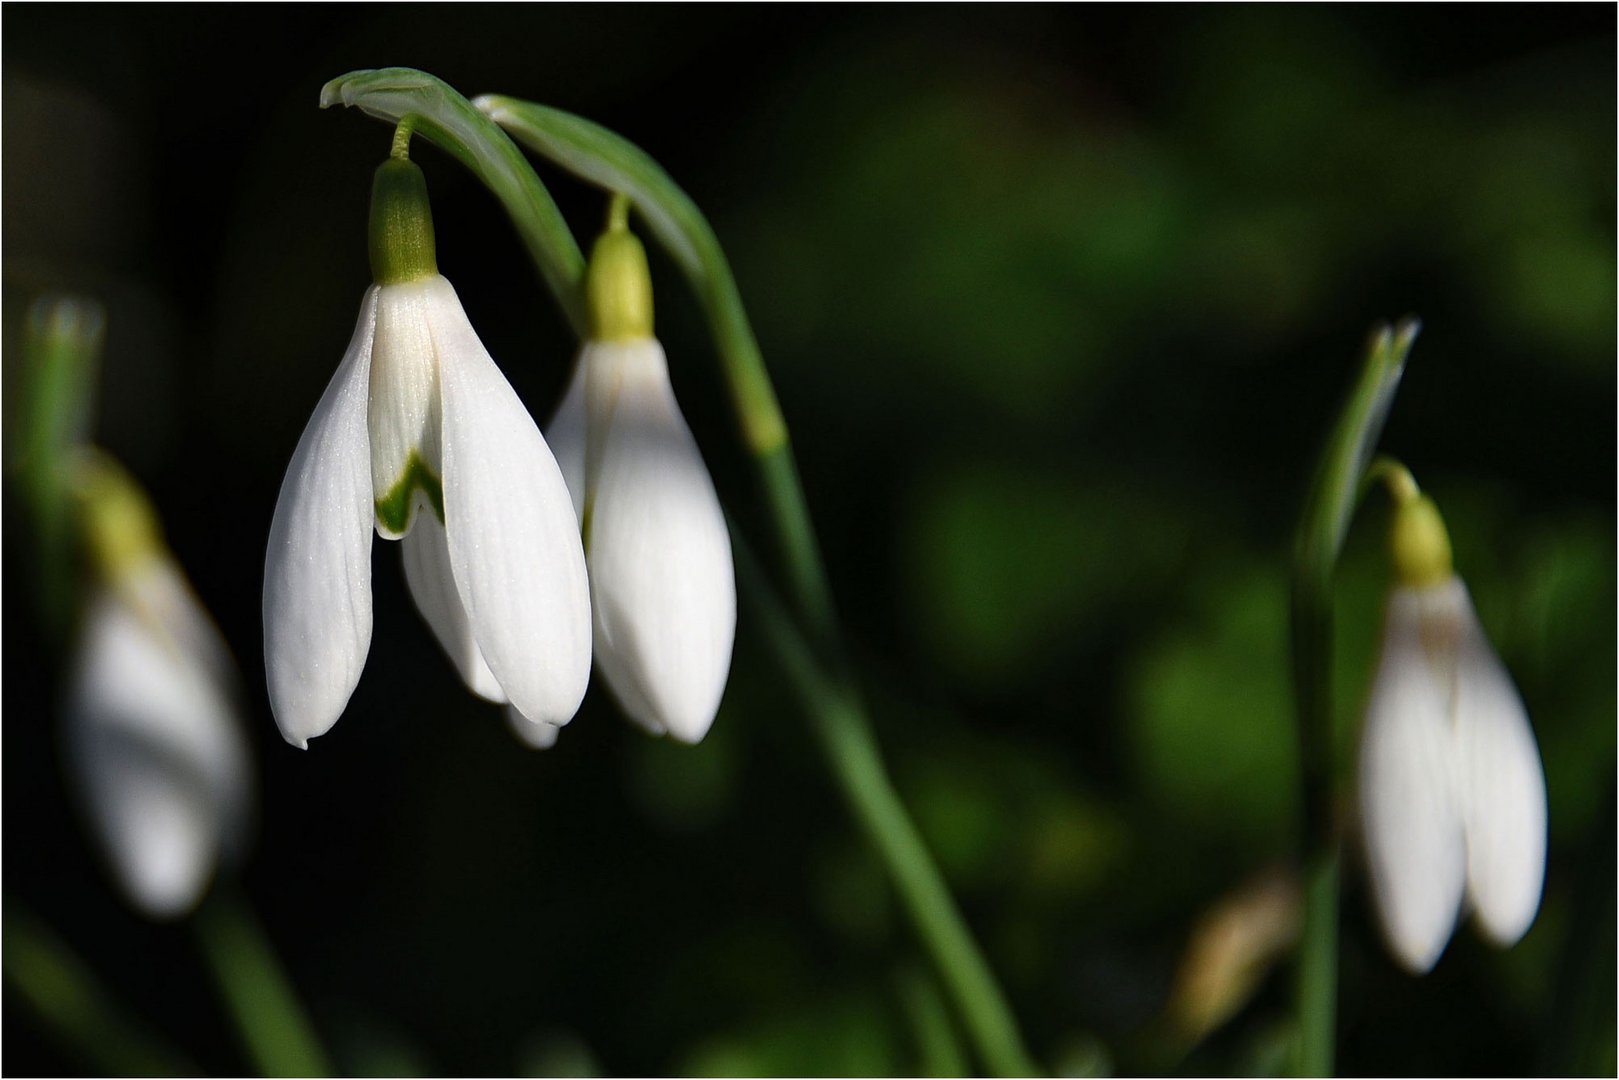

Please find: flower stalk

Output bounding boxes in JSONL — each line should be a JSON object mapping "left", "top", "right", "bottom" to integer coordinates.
{"left": 734, "top": 531, "right": 1037, "bottom": 1077}
{"left": 1288, "top": 318, "right": 1420, "bottom": 1076}
{"left": 320, "top": 69, "right": 588, "bottom": 335}
{"left": 194, "top": 890, "right": 332, "bottom": 1078}
{"left": 484, "top": 98, "right": 1034, "bottom": 1072}
{"left": 15, "top": 296, "right": 105, "bottom": 637}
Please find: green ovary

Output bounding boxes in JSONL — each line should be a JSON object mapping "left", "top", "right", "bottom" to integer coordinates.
{"left": 375, "top": 451, "right": 445, "bottom": 535}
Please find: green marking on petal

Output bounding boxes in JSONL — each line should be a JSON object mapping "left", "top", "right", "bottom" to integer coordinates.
{"left": 375, "top": 451, "right": 444, "bottom": 535}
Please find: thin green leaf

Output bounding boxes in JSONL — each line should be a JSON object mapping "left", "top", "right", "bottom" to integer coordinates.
{"left": 320, "top": 68, "right": 587, "bottom": 335}
{"left": 476, "top": 95, "right": 787, "bottom": 456}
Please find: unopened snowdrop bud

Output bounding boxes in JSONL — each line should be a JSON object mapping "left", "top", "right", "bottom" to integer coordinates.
{"left": 546, "top": 198, "right": 735, "bottom": 745}
{"left": 264, "top": 136, "right": 591, "bottom": 747}
{"left": 68, "top": 456, "right": 253, "bottom": 919}
{"left": 1357, "top": 472, "right": 1546, "bottom": 973}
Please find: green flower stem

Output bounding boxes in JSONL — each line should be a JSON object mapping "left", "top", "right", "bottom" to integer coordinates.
{"left": 483, "top": 90, "right": 1033, "bottom": 1073}
{"left": 1288, "top": 319, "right": 1420, "bottom": 1077}
{"left": 755, "top": 445, "right": 844, "bottom": 660}
{"left": 479, "top": 97, "right": 836, "bottom": 656}
{"left": 1360, "top": 456, "right": 1418, "bottom": 504}
{"left": 15, "top": 295, "right": 105, "bottom": 637}
{"left": 473, "top": 98, "right": 787, "bottom": 458}
{"left": 897, "top": 965, "right": 970, "bottom": 1077}
{"left": 735, "top": 529, "right": 1037, "bottom": 1078}
{"left": 372, "top": 76, "right": 1033, "bottom": 1074}
{"left": 1537, "top": 784, "right": 1616, "bottom": 1076}
{"left": 320, "top": 68, "right": 588, "bottom": 336}
{"left": 194, "top": 889, "right": 332, "bottom": 1078}
{"left": 4, "top": 905, "right": 199, "bottom": 1076}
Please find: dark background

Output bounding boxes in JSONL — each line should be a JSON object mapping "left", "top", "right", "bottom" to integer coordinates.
{"left": 5, "top": 5, "right": 1614, "bottom": 1076}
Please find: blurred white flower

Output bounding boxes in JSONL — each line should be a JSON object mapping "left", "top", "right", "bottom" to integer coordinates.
{"left": 546, "top": 208, "right": 735, "bottom": 745}
{"left": 263, "top": 158, "right": 590, "bottom": 747}
{"left": 1357, "top": 494, "right": 1546, "bottom": 973}
{"left": 68, "top": 465, "right": 252, "bottom": 919}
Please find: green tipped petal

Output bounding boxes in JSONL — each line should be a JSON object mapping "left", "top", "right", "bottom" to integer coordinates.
{"left": 374, "top": 451, "right": 444, "bottom": 537}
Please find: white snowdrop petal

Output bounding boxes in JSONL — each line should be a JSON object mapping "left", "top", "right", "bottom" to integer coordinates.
{"left": 1451, "top": 587, "right": 1547, "bottom": 946}
{"left": 594, "top": 641, "right": 670, "bottom": 738}
{"left": 584, "top": 340, "right": 735, "bottom": 744}
{"left": 125, "top": 563, "right": 255, "bottom": 859}
{"left": 546, "top": 355, "right": 588, "bottom": 525}
{"left": 1357, "top": 586, "right": 1467, "bottom": 974}
{"left": 69, "top": 584, "right": 250, "bottom": 918}
{"left": 506, "top": 706, "right": 562, "bottom": 750}
{"left": 433, "top": 279, "right": 592, "bottom": 726}
{"left": 367, "top": 280, "right": 443, "bottom": 537}
{"left": 401, "top": 508, "right": 507, "bottom": 704}
{"left": 263, "top": 288, "right": 378, "bottom": 748}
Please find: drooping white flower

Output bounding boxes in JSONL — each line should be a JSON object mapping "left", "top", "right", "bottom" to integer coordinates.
{"left": 544, "top": 203, "right": 735, "bottom": 745}
{"left": 1357, "top": 493, "right": 1547, "bottom": 973}
{"left": 263, "top": 156, "right": 591, "bottom": 747}
{"left": 67, "top": 461, "right": 252, "bottom": 919}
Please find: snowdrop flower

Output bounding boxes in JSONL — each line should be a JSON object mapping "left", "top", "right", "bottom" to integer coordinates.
{"left": 1357, "top": 480, "right": 1547, "bottom": 973}
{"left": 67, "top": 457, "right": 252, "bottom": 919}
{"left": 263, "top": 152, "right": 591, "bottom": 747}
{"left": 541, "top": 200, "right": 735, "bottom": 745}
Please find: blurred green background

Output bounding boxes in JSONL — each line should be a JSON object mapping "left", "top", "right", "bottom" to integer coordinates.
{"left": 4, "top": 6, "right": 1613, "bottom": 1076}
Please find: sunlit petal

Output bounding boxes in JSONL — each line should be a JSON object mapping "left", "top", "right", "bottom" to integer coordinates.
{"left": 263, "top": 288, "right": 378, "bottom": 748}
{"left": 583, "top": 341, "right": 735, "bottom": 744}
{"left": 433, "top": 279, "right": 592, "bottom": 726}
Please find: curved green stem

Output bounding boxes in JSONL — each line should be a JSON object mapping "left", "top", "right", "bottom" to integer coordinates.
{"left": 15, "top": 295, "right": 104, "bottom": 639}
{"left": 1288, "top": 318, "right": 1420, "bottom": 1077}
{"left": 897, "top": 965, "right": 970, "bottom": 1077}
{"left": 320, "top": 68, "right": 588, "bottom": 336}
{"left": 478, "top": 96, "right": 837, "bottom": 655}
{"left": 735, "top": 530, "right": 1037, "bottom": 1077}
{"left": 194, "top": 889, "right": 332, "bottom": 1078}
{"left": 1360, "top": 455, "right": 1418, "bottom": 505}
{"left": 474, "top": 99, "right": 787, "bottom": 458}
{"left": 411, "top": 77, "right": 1034, "bottom": 1075}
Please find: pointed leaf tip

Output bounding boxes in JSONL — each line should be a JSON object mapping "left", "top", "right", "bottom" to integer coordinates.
{"left": 317, "top": 77, "right": 346, "bottom": 109}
